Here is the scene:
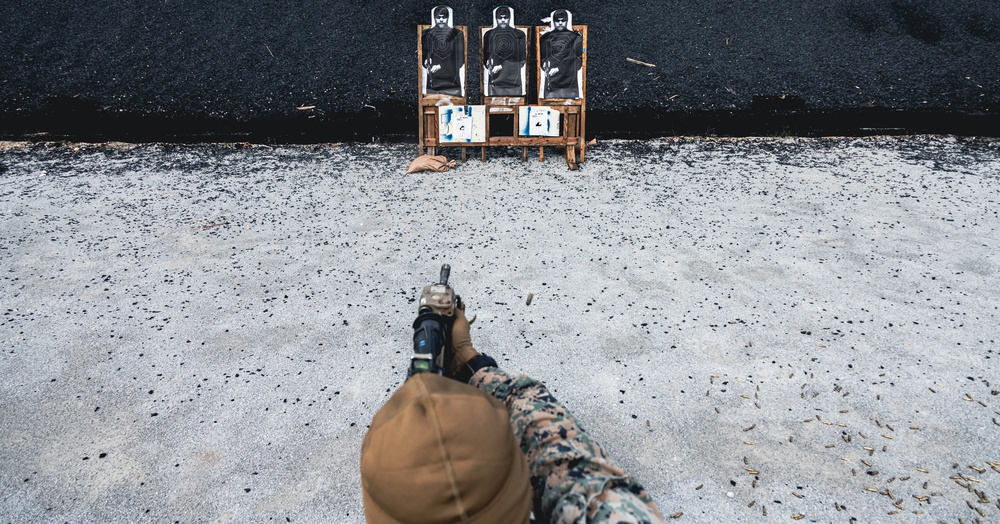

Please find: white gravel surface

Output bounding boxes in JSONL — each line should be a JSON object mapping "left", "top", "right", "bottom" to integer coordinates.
{"left": 1, "top": 137, "right": 999, "bottom": 523}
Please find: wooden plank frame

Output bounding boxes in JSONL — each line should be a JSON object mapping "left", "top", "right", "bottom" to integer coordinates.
{"left": 537, "top": 25, "right": 587, "bottom": 163}
{"left": 417, "top": 24, "right": 468, "bottom": 154}
{"left": 481, "top": 24, "right": 529, "bottom": 151}
{"left": 415, "top": 23, "right": 588, "bottom": 169}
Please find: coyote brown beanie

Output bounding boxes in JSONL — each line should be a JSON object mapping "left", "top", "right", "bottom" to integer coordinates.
{"left": 361, "top": 373, "right": 531, "bottom": 523}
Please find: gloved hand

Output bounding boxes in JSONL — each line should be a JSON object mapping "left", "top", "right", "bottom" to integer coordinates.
{"left": 448, "top": 300, "right": 480, "bottom": 377}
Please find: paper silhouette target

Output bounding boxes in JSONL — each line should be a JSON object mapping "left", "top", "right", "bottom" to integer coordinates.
{"left": 539, "top": 9, "right": 584, "bottom": 100}
{"left": 422, "top": 5, "right": 465, "bottom": 96}
{"left": 481, "top": 6, "right": 527, "bottom": 97}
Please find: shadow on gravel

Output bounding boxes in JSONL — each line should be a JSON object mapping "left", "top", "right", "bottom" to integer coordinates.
{"left": 4, "top": 107, "right": 999, "bottom": 144}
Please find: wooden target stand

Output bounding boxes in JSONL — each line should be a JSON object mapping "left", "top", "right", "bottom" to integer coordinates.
{"left": 417, "top": 25, "right": 587, "bottom": 170}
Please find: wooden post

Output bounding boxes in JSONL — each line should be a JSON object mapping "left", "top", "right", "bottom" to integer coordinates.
{"left": 579, "top": 26, "right": 588, "bottom": 162}
{"left": 566, "top": 145, "right": 577, "bottom": 170}
{"left": 417, "top": 26, "right": 424, "bottom": 155}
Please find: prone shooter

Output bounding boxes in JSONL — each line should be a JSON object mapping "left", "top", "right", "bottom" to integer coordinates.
{"left": 360, "top": 265, "right": 667, "bottom": 523}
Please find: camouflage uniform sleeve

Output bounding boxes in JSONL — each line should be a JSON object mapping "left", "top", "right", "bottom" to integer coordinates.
{"left": 471, "top": 367, "right": 667, "bottom": 524}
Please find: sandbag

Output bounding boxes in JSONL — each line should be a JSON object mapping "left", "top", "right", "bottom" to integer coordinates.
{"left": 406, "top": 155, "right": 456, "bottom": 174}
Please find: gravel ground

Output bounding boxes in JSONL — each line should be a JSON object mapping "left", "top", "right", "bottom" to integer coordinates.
{"left": 1, "top": 138, "right": 999, "bottom": 522}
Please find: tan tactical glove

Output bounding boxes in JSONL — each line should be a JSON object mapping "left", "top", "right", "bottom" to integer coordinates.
{"left": 450, "top": 301, "right": 480, "bottom": 376}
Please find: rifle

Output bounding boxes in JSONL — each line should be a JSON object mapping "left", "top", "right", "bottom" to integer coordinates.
{"left": 410, "top": 264, "right": 460, "bottom": 376}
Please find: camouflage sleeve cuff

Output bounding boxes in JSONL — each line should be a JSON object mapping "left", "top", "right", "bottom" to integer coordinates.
{"left": 469, "top": 366, "right": 538, "bottom": 402}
